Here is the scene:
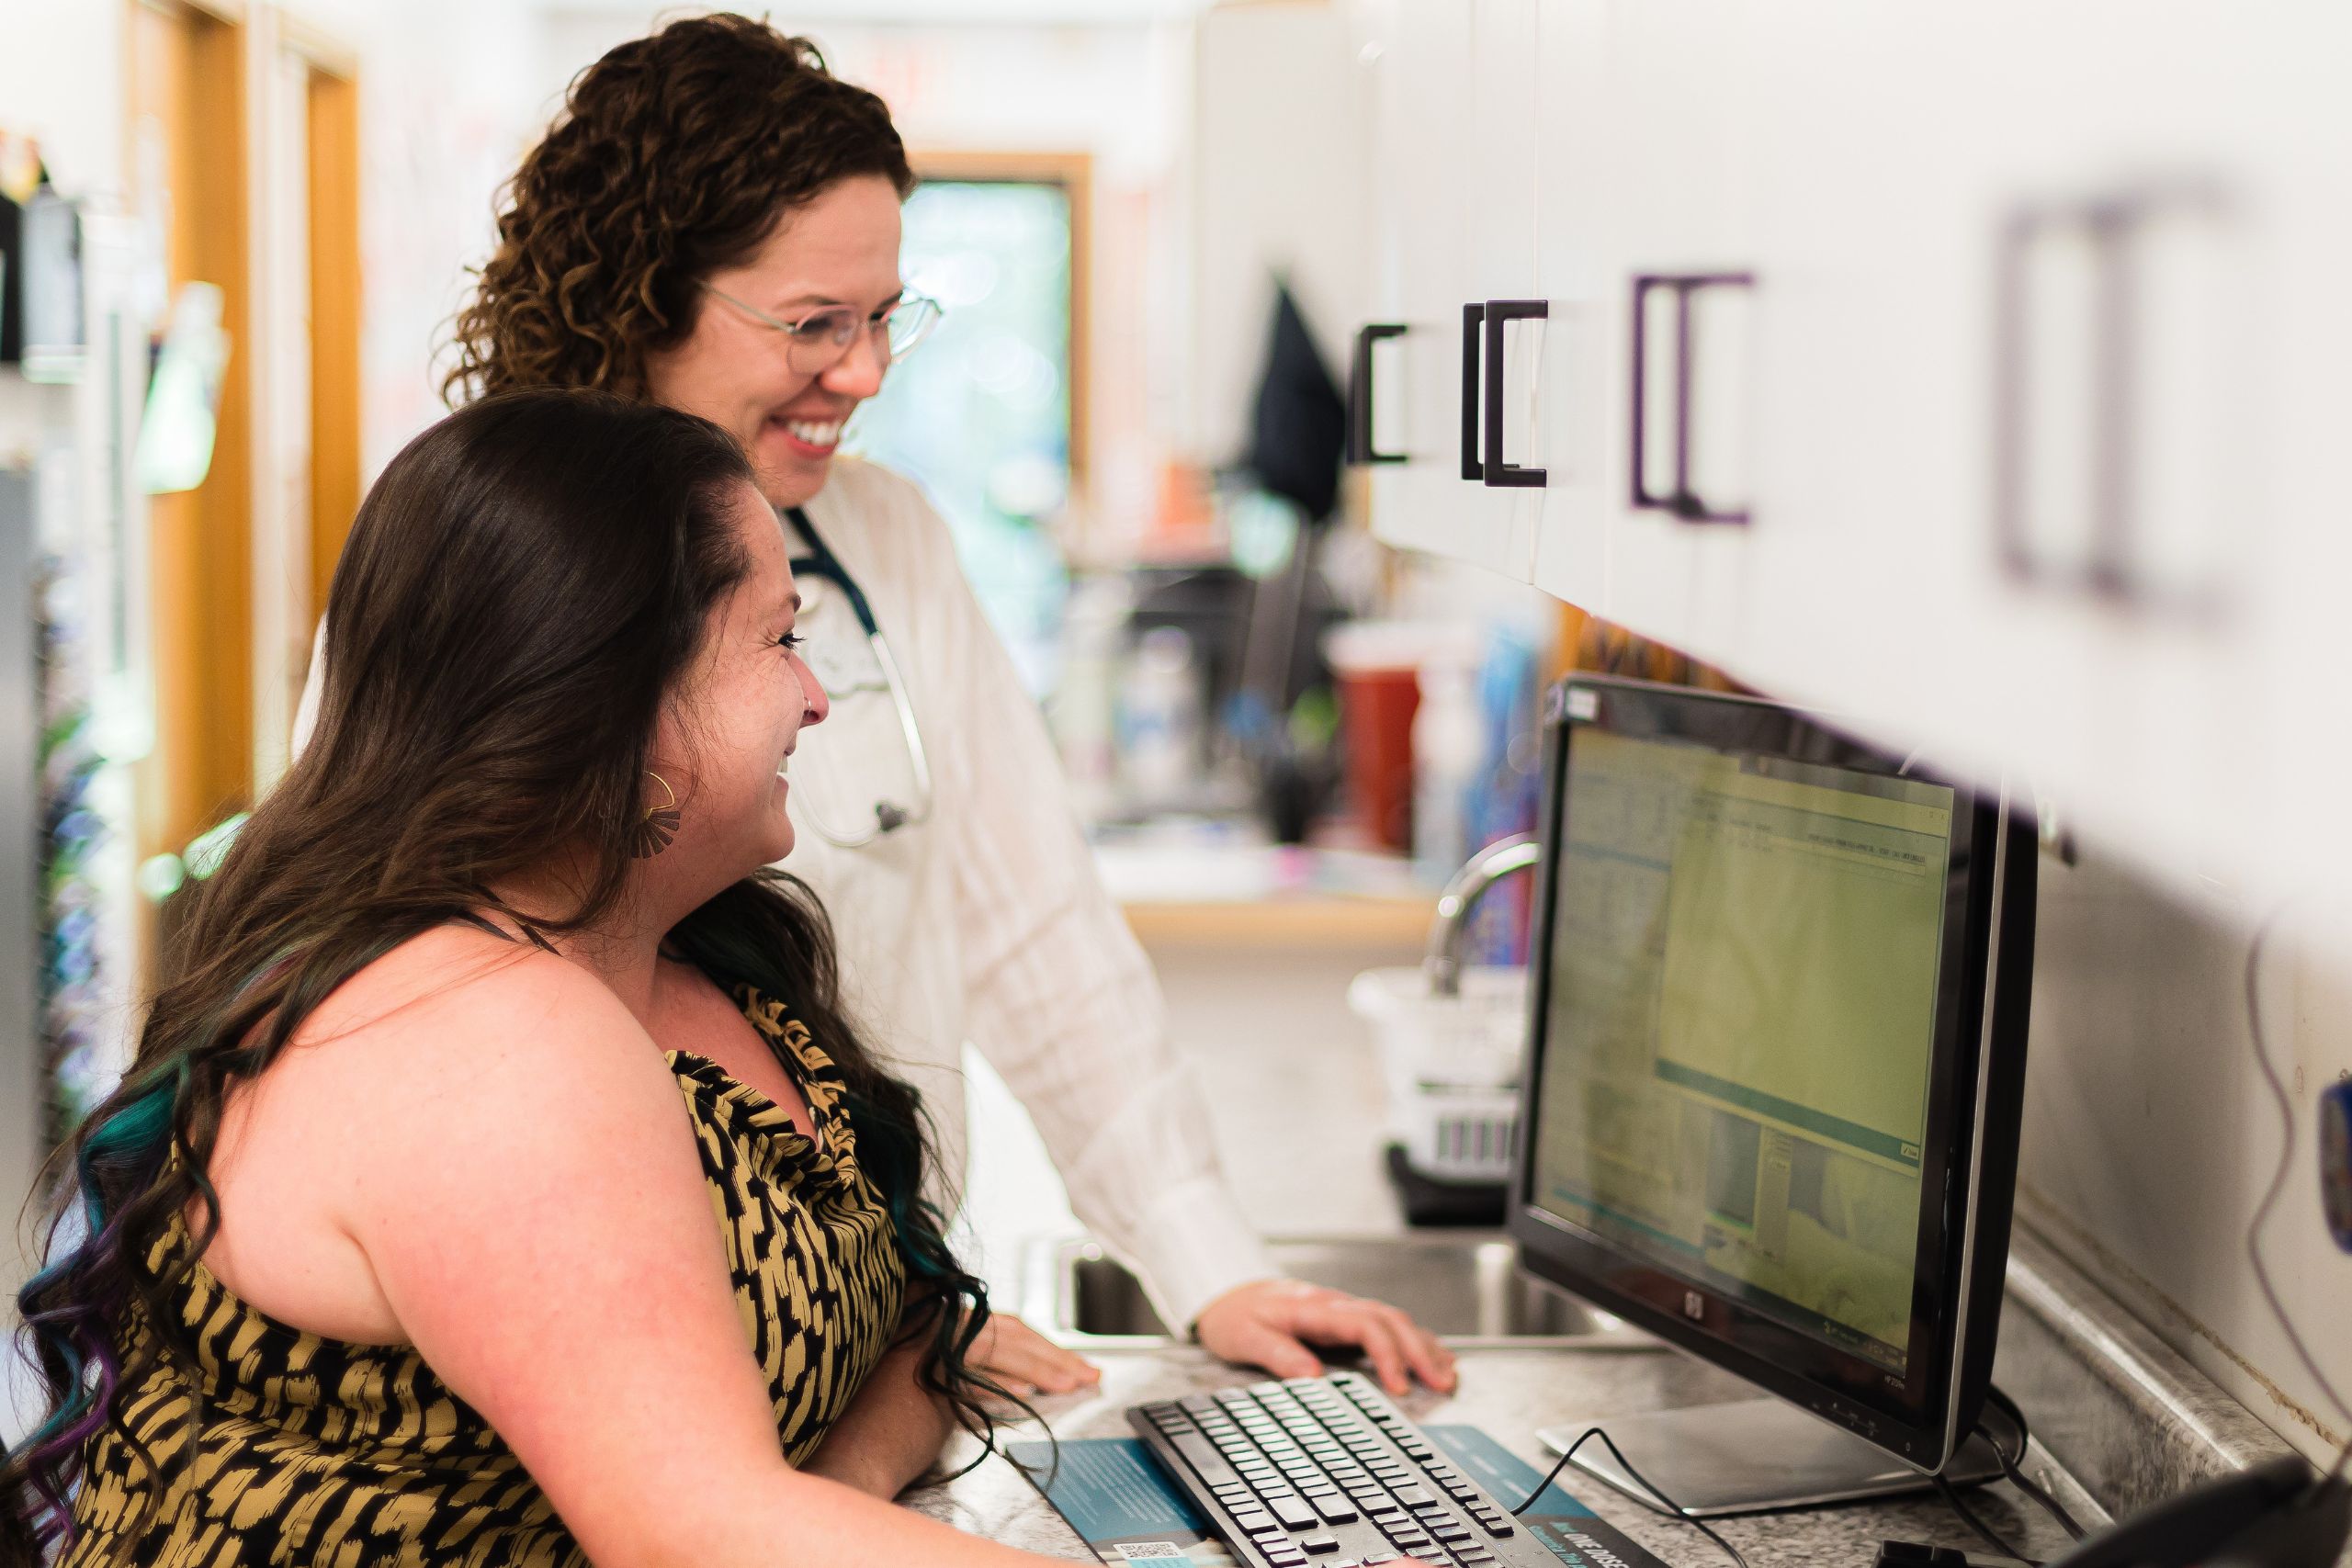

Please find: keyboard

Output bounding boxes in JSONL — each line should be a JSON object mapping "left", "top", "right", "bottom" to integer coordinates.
{"left": 1129, "top": 1371, "right": 1559, "bottom": 1568}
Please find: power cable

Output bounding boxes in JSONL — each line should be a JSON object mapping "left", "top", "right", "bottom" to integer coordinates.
{"left": 1983, "top": 1387, "right": 2086, "bottom": 1540}
{"left": 2244, "top": 907, "right": 2352, "bottom": 1438}
{"left": 1512, "top": 1425, "right": 1750, "bottom": 1568}
{"left": 1934, "top": 1470, "right": 2038, "bottom": 1565}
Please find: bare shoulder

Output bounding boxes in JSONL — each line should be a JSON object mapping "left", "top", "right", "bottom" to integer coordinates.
{"left": 297, "top": 924, "right": 630, "bottom": 1066}
{"left": 271, "top": 925, "right": 683, "bottom": 1164}
{"left": 206, "top": 924, "right": 690, "bottom": 1342}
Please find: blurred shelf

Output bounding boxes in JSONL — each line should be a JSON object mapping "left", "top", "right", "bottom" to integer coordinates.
{"left": 1121, "top": 895, "right": 1435, "bottom": 948}
{"left": 1094, "top": 829, "right": 1436, "bottom": 949}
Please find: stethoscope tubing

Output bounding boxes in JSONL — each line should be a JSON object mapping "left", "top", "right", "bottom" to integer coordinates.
{"left": 782, "top": 507, "right": 936, "bottom": 848}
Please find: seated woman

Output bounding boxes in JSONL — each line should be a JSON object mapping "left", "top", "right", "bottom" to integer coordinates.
{"left": 1, "top": 390, "right": 1080, "bottom": 1567}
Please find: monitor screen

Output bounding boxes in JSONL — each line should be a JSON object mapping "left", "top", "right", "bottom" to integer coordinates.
{"left": 1510, "top": 678, "right": 2037, "bottom": 1490}
{"left": 1531, "top": 725, "right": 1959, "bottom": 1379}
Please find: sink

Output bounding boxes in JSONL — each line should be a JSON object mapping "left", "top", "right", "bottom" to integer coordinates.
{"left": 1025, "top": 1233, "right": 1657, "bottom": 1349}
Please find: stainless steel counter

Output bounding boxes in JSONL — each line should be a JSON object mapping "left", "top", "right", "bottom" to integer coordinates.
{"left": 905, "top": 1343, "right": 2091, "bottom": 1565}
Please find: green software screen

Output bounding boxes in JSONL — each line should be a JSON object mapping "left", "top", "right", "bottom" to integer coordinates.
{"left": 1532, "top": 728, "right": 1955, "bottom": 1372}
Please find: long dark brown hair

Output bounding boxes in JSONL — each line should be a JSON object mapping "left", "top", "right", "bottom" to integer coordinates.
{"left": 444, "top": 13, "right": 914, "bottom": 402}
{"left": 3, "top": 389, "right": 1009, "bottom": 1563}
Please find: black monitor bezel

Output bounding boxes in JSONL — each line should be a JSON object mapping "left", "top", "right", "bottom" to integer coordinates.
{"left": 1508, "top": 674, "right": 2030, "bottom": 1472}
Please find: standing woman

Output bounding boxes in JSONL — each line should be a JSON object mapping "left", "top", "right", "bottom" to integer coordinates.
{"left": 298, "top": 13, "right": 1453, "bottom": 1397}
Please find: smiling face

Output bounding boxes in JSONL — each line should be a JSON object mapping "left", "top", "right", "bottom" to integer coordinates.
{"left": 646, "top": 480, "right": 830, "bottom": 897}
{"left": 641, "top": 175, "right": 905, "bottom": 511}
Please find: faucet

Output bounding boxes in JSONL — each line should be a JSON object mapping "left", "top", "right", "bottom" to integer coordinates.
{"left": 1422, "top": 832, "right": 1542, "bottom": 998}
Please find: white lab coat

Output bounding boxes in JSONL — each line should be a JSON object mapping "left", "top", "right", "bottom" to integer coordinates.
{"left": 292, "top": 456, "right": 1273, "bottom": 1331}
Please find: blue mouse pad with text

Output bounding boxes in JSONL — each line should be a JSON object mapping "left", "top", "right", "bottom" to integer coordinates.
{"left": 1006, "top": 1425, "right": 1672, "bottom": 1567}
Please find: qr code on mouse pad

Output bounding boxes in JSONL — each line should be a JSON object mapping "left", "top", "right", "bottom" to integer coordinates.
{"left": 1112, "top": 1544, "right": 1185, "bottom": 1560}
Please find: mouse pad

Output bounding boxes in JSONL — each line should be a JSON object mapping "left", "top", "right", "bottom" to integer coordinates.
{"left": 1006, "top": 1424, "right": 1672, "bottom": 1567}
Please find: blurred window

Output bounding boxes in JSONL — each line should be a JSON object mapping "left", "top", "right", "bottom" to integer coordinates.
{"left": 848, "top": 164, "right": 1085, "bottom": 695}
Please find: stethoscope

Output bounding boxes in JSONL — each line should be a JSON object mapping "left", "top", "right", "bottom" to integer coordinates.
{"left": 782, "top": 506, "right": 935, "bottom": 848}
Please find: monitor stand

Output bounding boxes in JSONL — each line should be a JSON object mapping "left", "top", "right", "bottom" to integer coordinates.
{"left": 1537, "top": 1398, "right": 2007, "bottom": 1517}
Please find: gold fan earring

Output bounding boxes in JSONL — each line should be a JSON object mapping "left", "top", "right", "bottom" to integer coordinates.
{"left": 631, "top": 772, "right": 682, "bottom": 859}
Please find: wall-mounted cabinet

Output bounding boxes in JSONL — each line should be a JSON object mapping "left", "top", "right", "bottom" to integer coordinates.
{"left": 1347, "top": 0, "right": 2352, "bottom": 933}
{"left": 1355, "top": 0, "right": 1549, "bottom": 581}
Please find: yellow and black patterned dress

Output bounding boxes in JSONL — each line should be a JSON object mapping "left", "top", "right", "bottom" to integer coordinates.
{"left": 61, "top": 989, "right": 906, "bottom": 1567}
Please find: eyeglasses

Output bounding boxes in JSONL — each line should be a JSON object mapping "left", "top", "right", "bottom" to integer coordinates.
{"left": 701, "top": 284, "right": 943, "bottom": 375}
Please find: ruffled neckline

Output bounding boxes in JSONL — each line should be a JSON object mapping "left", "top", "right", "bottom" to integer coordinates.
{"left": 662, "top": 987, "right": 861, "bottom": 1184}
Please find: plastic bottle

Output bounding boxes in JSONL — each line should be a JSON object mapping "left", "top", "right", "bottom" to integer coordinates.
{"left": 1412, "top": 659, "right": 1483, "bottom": 882}
{"left": 1054, "top": 572, "right": 1131, "bottom": 823}
{"left": 1118, "top": 626, "right": 1202, "bottom": 814}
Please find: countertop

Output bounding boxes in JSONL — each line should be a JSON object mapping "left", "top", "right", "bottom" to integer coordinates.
{"left": 1098, "top": 835, "right": 1440, "bottom": 948}
{"left": 953, "top": 837, "right": 2197, "bottom": 1565}
{"left": 904, "top": 1344, "right": 2089, "bottom": 1566}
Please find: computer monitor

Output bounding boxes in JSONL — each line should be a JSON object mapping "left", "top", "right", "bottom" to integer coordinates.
{"left": 1507, "top": 675, "right": 2037, "bottom": 1515}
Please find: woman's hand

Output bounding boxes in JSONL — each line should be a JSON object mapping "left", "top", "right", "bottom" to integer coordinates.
{"left": 1193, "top": 1280, "right": 1458, "bottom": 1396}
{"left": 969, "top": 1312, "right": 1102, "bottom": 1397}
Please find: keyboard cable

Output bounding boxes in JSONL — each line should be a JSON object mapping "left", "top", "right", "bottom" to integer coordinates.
{"left": 1511, "top": 1425, "right": 1752, "bottom": 1568}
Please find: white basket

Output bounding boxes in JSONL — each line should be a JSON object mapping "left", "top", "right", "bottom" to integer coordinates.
{"left": 1347, "top": 964, "right": 1527, "bottom": 1184}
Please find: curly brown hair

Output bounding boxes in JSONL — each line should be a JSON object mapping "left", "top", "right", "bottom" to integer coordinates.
{"left": 443, "top": 13, "right": 914, "bottom": 403}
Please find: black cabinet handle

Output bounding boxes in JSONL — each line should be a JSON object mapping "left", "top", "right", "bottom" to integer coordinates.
{"left": 1460, "top": 304, "right": 1487, "bottom": 481}
{"left": 1483, "top": 299, "right": 1549, "bottom": 489}
{"left": 1992, "top": 184, "right": 2229, "bottom": 615}
{"left": 1630, "top": 272, "right": 1754, "bottom": 525}
{"left": 1347, "top": 322, "right": 1407, "bottom": 466}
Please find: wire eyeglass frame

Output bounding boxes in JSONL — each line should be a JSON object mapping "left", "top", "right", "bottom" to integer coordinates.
{"left": 702, "top": 283, "right": 943, "bottom": 375}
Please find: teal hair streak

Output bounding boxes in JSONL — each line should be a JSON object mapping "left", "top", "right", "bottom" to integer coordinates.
{"left": 6, "top": 938, "right": 441, "bottom": 1560}
{"left": 72, "top": 1068, "right": 183, "bottom": 1229}
{"left": 6, "top": 1065, "right": 187, "bottom": 1549}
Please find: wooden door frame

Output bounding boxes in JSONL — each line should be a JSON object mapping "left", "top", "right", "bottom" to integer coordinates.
{"left": 285, "top": 12, "right": 359, "bottom": 637}
{"left": 127, "top": 0, "right": 254, "bottom": 862}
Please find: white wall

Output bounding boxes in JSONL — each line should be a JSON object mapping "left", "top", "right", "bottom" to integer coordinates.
{"left": 1, "top": 3, "right": 126, "bottom": 202}
{"left": 349, "top": 0, "right": 552, "bottom": 474}
{"left": 2018, "top": 840, "right": 2352, "bottom": 1466}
